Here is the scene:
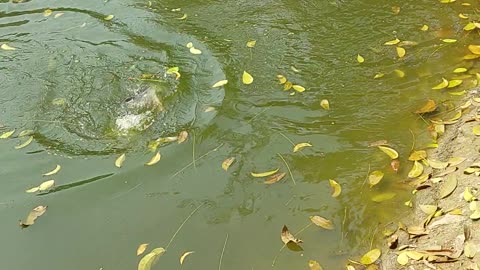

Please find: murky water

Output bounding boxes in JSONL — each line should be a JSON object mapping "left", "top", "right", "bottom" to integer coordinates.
{"left": 0, "top": 0, "right": 477, "bottom": 269}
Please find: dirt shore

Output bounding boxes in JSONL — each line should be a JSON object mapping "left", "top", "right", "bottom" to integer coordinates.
{"left": 381, "top": 94, "right": 480, "bottom": 270}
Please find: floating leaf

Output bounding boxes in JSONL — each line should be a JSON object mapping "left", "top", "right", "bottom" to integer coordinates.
{"left": 464, "top": 22, "right": 476, "bottom": 31}
{"left": 189, "top": 47, "right": 202, "bottom": 55}
{"left": 43, "top": 164, "right": 61, "bottom": 176}
{"left": 283, "top": 81, "right": 293, "bottom": 90}
{"left": 177, "top": 131, "right": 188, "bottom": 144}
{"left": 166, "top": 66, "right": 181, "bottom": 80}
{"left": 371, "top": 192, "right": 396, "bottom": 202}
{"left": 104, "top": 15, "right": 114, "bottom": 21}
{"left": 277, "top": 75, "right": 287, "bottom": 84}
{"left": 391, "top": 6, "right": 400, "bottom": 14}
{"left": 459, "top": 13, "right": 468, "bottom": 19}
{"left": 177, "top": 13, "right": 187, "bottom": 20}
{"left": 329, "top": 179, "right": 341, "bottom": 197}
{"left": 308, "top": 260, "right": 323, "bottom": 270}
{"left": 15, "top": 136, "right": 33, "bottom": 149}
{"left": 222, "top": 157, "right": 235, "bottom": 171}
{"left": 453, "top": 67, "right": 467, "bottom": 73}
{"left": 396, "top": 47, "right": 406, "bottom": 58}
{"left": 212, "top": 80, "right": 228, "bottom": 88}
{"left": 292, "top": 85, "right": 305, "bottom": 92}
{"left": 391, "top": 159, "right": 400, "bottom": 172}
{"left": 281, "top": 225, "right": 302, "bottom": 244}
{"left": 1, "top": 44, "right": 16, "bottom": 51}
{"left": 442, "top": 38, "right": 457, "bottom": 43}
{"left": 309, "top": 215, "right": 334, "bottom": 230}
{"left": 374, "top": 73, "right": 384, "bottom": 79}
{"left": 0, "top": 129, "right": 15, "bottom": 139}
{"left": 384, "top": 38, "right": 400, "bottom": 45}
{"left": 145, "top": 152, "right": 161, "bottom": 166}
{"left": 432, "top": 78, "right": 448, "bottom": 89}
{"left": 251, "top": 169, "right": 279, "bottom": 178}
{"left": 473, "top": 126, "right": 480, "bottom": 135}
{"left": 180, "top": 251, "right": 194, "bottom": 265}
{"left": 415, "top": 99, "right": 436, "bottom": 114}
{"left": 447, "top": 79, "right": 463, "bottom": 88}
{"left": 420, "top": 25, "right": 429, "bottom": 31}
{"left": 377, "top": 145, "right": 399, "bottom": 159}
{"left": 25, "top": 187, "right": 39, "bottom": 193}
{"left": 138, "top": 247, "right": 166, "bottom": 270}
{"left": 408, "top": 150, "right": 427, "bottom": 161}
{"left": 320, "top": 99, "right": 330, "bottom": 110}
{"left": 204, "top": 106, "right": 216, "bottom": 112}
{"left": 293, "top": 142, "right": 312, "bottom": 153}
{"left": 115, "top": 154, "right": 126, "bottom": 168}
{"left": 394, "top": 69, "right": 405, "bottom": 78}
{"left": 360, "top": 248, "right": 381, "bottom": 265}
{"left": 38, "top": 180, "right": 54, "bottom": 191}
{"left": 242, "top": 71, "right": 253, "bottom": 85}
{"left": 468, "top": 45, "right": 480, "bottom": 55}
{"left": 43, "top": 9, "right": 53, "bottom": 17}
{"left": 54, "top": 13, "right": 64, "bottom": 18}
{"left": 368, "top": 170, "right": 384, "bottom": 187}
{"left": 408, "top": 161, "right": 424, "bottom": 178}
{"left": 357, "top": 54, "right": 365, "bottom": 63}
{"left": 439, "top": 174, "right": 457, "bottom": 198}
{"left": 246, "top": 40, "right": 256, "bottom": 48}
{"left": 137, "top": 243, "right": 149, "bottom": 256}
{"left": 20, "top": 205, "right": 47, "bottom": 228}
{"left": 264, "top": 172, "right": 286, "bottom": 184}
{"left": 18, "top": 130, "right": 33, "bottom": 137}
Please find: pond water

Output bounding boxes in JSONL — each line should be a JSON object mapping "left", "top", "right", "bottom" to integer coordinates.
{"left": 0, "top": 0, "right": 477, "bottom": 269}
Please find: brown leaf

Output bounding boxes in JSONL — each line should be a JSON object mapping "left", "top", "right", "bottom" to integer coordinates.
{"left": 264, "top": 172, "right": 286, "bottom": 184}
{"left": 177, "top": 131, "right": 188, "bottom": 144}
{"left": 387, "top": 234, "right": 398, "bottom": 249}
{"left": 221, "top": 157, "right": 235, "bottom": 171}
{"left": 281, "top": 225, "right": 302, "bottom": 244}
{"left": 309, "top": 215, "right": 334, "bottom": 230}
{"left": 390, "top": 159, "right": 400, "bottom": 173}
{"left": 415, "top": 99, "right": 437, "bottom": 114}
{"left": 20, "top": 205, "right": 47, "bottom": 228}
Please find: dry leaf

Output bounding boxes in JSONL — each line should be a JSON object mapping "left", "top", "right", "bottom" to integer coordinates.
{"left": 264, "top": 172, "right": 286, "bottom": 184}
{"left": 408, "top": 150, "right": 427, "bottom": 161}
{"left": 329, "top": 179, "right": 341, "bottom": 197}
{"left": 242, "top": 71, "right": 253, "bottom": 85}
{"left": 377, "top": 145, "right": 399, "bottom": 159}
{"left": 439, "top": 174, "right": 457, "bottom": 198}
{"left": 137, "top": 243, "right": 149, "bottom": 256}
{"left": 145, "top": 152, "right": 161, "bottom": 166}
{"left": 368, "top": 170, "right": 384, "bottom": 187}
{"left": 246, "top": 40, "right": 256, "bottom": 48}
{"left": 104, "top": 15, "right": 114, "bottom": 21}
{"left": 15, "top": 136, "right": 33, "bottom": 149}
{"left": 180, "top": 251, "right": 194, "bottom": 265}
{"left": 280, "top": 225, "right": 302, "bottom": 244}
{"left": 1, "top": 44, "right": 17, "bottom": 51}
{"left": 38, "top": 180, "right": 55, "bottom": 191}
{"left": 43, "top": 164, "right": 61, "bottom": 176}
{"left": 415, "top": 99, "right": 436, "bottom": 114}
{"left": 397, "top": 252, "right": 409, "bottom": 265}
{"left": 222, "top": 157, "right": 235, "bottom": 171}
{"left": 408, "top": 161, "right": 423, "bottom": 178}
{"left": 212, "top": 80, "right": 228, "bottom": 88}
{"left": 54, "top": 12, "right": 64, "bottom": 18}
{"left": 293, "top": 142, "right": 312, "bottom": 152}
{"left": 309, "top": 215, "right": 334, "bottom": 230}
{"left": 360, "top": 248, "right": 381, "bottom": 265}
{"left": 391, "top": 159, "right": 400, "bottom": 172}
{"left": 25, "top": 187, "right": 39, "bottom": 193}
{"left": 177, "top": 131, "right": 188, "bottom": 144}
{"left": 308, "top": 260, "right": 323, "bottom": 270}
{"left": 20, "top": 205, "right": 47, "bottom": 228}
{"left": 320, "top": 99, "right": 330, "bottom": 110}
{"left": 115, "top": 154, "right": 126, "bottom": 168}
{"left": 251, "top": 169, "right": 279, "bottom": 178}
{"left": 138, "top": 247, "right": 166, "bottom": 270}
{"left": 0, "top": 129, "right": 15, "bottom": 138}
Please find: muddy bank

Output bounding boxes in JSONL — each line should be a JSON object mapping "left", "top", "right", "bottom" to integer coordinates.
{"left": 381, "top": 93, "right": 480, "bottom": 270}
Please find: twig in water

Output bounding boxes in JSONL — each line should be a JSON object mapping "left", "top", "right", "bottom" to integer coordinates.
{"left": 192, "top": 130, "right": 196, "bottom": 170}
{"left": 277, "top": 153, "right": 296, "bottom": 185}
{"left": 369, "top": 224, "right": 379, "bottom": 250}
{"left": 360, "top": 163, "right": 371, "bottom": 189}
{"left": 170, "top": 143, "right": 223, "bottom": 180}
{"left": 271, "top": 223, "right": 312, "bottom": 266}
{"left": 218, "top": 233, "right": 229, "bottom": 270}
{"left": 409, "top": 129, "right": 416, "bottom": 152}
{"left": 278, "top": 132, "right": 306, "bottom": 158}
{"left": 165, "top": 202, "right": 205, "bottom": 250}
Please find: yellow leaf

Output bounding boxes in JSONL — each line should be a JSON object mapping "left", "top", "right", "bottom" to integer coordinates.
{"left": 43, "top": 164, "right": 61, "bottom": 176}
{"left": 329, "top": 179, "right": 341, "bottom": 197}
{"left": 43, "top": 9, "right": 53, "bottom": 17}
{"left": 420, "top": 24, "right": 429, "bottom": 31}
{"left": 221, "top": 157, "right": 235, "bottom": 171}
{"left": 447, "top": 79, "right": 463, "bottom": 88}
{"left": 54, "top": 12, "right": 64, "bottom": 18}
{"left": 464, "top": 22, "right": 476, "bottom": 31}
{"left": 136, "top": 243, "right": 149, "bottom": 256}
{"left": 396, "top": 47, "right": 406, "bottom": 58}
{"left": 177, "top": 131, "right": 188, "bottom": 144}
{"left": 189, "top": 47, "right": 202, "bottom": 54}
{"left": 442, "top": 38, "right": 457, "bottom": 43}
{"left": 38, "top": 180, "right": 55, "bottom": 191}
{"left": 25, "top": 186, "right": 39, "bottom": 193}
{"left": 138, "top": 248, "right": 165, "bottom": 270}
{"left": 394, "top": 69, "right": 405, "bottom": 78}
{"left": 309, "top": 215, "right": 334, "bottom": 230}
{"left": 292, "top": 85, "right": 305, "bottom": 92}
{"left": 384, "top": 38, "right": 400, "bottom": 45}
{"left": 145, "top": 152, "right": 161, "bottom": 166}
{"left": 459, "top": 13, "right": 468, "bottom": 19}
{"left": 186, "top": 42, "right": 193, "bottom": 48}
{"left": 212, "top": 80, "right": 228, "bottom": 88}
{"left": 377, "top": 145, "right": 399, "bottom": 159}
{"left": 15, "top": 136, "right": 33, "bottom": 149}
{"left": 408, "top": 150, "right": 427, "bottom": 161}
{"left": 283, "top": 81, "right": 292, "bottom": 90}
{"left": 357, "top": 54, "right": 365, "bottom": 63}
{"left": 468, "top": 45, "right": 480, "bottom": 55}
{"left": 360, "top": 248, "right": 381, "bottom": 265}
{"left": 115, "top": 153, "right": 126, "bottom": 168}
{"left": 431, "top": 78, "right": 448, "bottom": 89}
{"left": 408, "top": 161, "right": 423, "bottom": 178}
{"left": 264, "top": 172, "right": 286, "bottom": 184}
{"left": 246, "top": 40, "right": 256, "bottom": 48}
{"left": 277, "top": 75, "right": 287, "bottom": 84}
{"left": 320, "top": 99, "right": 330, "bottom": 110}
{"left": 242, "top": 71, "right": 253, "bottom": 85}
{"left": 419, "top": 204, "right": 437, "bottom": 215}
{"left": 308, "top": 260, "right": 323, "bottom": 270}
{"left": 473, "top": 126, "right": 480, "bottom": 136}
{"left": 373, "top": 73, "right": 384, "bottom": 79}
{"left": 464, "top": 187, "right": 475, "bottom": 202}
{"left": 1, "top": 44, "right": 16, "bottom": 51}
{"left": 439, "top": 175, "right": 457, "bottom": 198}
{"left": 180, "top": 251, "right": 194, "bottom": 265}
{"left": 465, "top": 242, "right": 476, "bottom": 258}
{"left": 104, "top": 15, "right": 114, "bottom": 21}
{"left": 368, "top": 170, "right": 384, "bottom": 187}
{"left": 397, "top": 252, "right": 409, "bottom": 265}
{"left": 251, "top": 169, "right": 279, "bottom": 178}
{"left": 293, "top": 142, "right": 312, "bottom": 152}
{"left": 371, "top": 192, "right": 396, "bottom": 202}
{"left": 406, "top": 251, "right": 424, "bottom": 260}
{"left": 453, "top": 67, "right": 467, "bottom": 73}
{"left": 177, "top": 13, "right": 187, "bottom": 20}
{"left": 464, "top": 54, "right": 480, "bottom": 60}
{"left": 427, "top": 159, "right": 449, "bottom": 169}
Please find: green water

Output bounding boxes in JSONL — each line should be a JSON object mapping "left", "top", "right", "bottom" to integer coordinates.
{"left": 0, "top": 0, "right": 477, "bottom": 269}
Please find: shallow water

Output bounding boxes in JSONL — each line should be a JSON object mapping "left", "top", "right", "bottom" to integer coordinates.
{"left": 0, "top": 0, "right": 477, "bottom": 269}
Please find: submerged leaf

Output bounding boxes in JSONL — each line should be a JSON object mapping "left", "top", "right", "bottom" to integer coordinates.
{"left": 115, "top": 154, "right": 126, "bottom": 168}
{"left": 212, "top": 80, "right": 228, "bottom": 88}
{"left": 104, "top": 15, "right": 114, "bottom": 21}
{"left": 468, "top": 45, "right": 480, "bottom": 55}
{"left": 20, "top": 205, "right": 47, "bottom": 228}
{"left": 138, "top": 248, "right": 166, "bottom": 270}
{"left": 293, "top": 142, "right": 312, "bottom": 152}
{"left": 368, "top": 170, "right": 384, "bottom": 187}
{"left": 242, "top": 71, "right": 253, "bottom": 85}
{"left": 145, "top": 152, "right": 161, "bottom": 166}
{"left": 408, "top": 150, "right": 427, "bottom": 161}
{"left": 180, "top": 251, "right": 194, "bottom": 265}
{"left": 377, "top": 145, "right": 399, "bottom": 159}
{"left": 357, "top": 54, "right": 365, "bottom": 63}
{"left": 292, "top": 85, "right": 305, "bottom": 92}
{"left": 432, "top": 78, "right": 448, "bottom": 89}
{"left": 308, "top": 260, "right": 323, "bottom": 270}
{"left": 396, "top": 47, "right": 406, "bottom": 58}
{"left": 251, "top": 169, "right": 278, "bottom": 177}
{"left": 420, "top": 25, "right": 429, "bottom": 31}
{"left": 408, "top": 161, "right": 424, "bottom": 178}
{"left": 447, "top": 79, "right": 463, "bottom": 88}
{"left": 320, "top": 99, "right": 330, "bottom": 110}
{"left": 222, "top": 157, "right": 235, "bottom": 171}
{"left": 264, "top": 172, "right": 286, "bottom": 184}
{"left": 371, "top": 192, "right": 396, "bottom": 202}
{"left": 177, "top": 131, "right": 188, "bottom": 144}
{"left": 277, "top": 75, "right": 287, "bottom": 84}
{"left": 442, "top": 38, "right": 457, "bottom": 43}
{"left": 136, "top": 243, "right": 149, "bottom": 256}
{"left": 329, "top": 179, "right": 341, "bottom": 197}
{"left": 309, "top": 215, "right": 334, "bottom": 230}
{"left": 415, "top": 99, "right": 436, "bottom": 114}
{"left": 360, "top": 248, "right": 381, "bottom": 265}
{"left": 15, "top": 136, "right": 33, "bottom": 149}
{"left": 0, "top": 129, "right": 15, "bottom": 139}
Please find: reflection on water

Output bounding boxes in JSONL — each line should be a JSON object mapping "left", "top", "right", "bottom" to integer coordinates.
{"left": 0, "top": 0, "right": 477, "bottom": 269}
